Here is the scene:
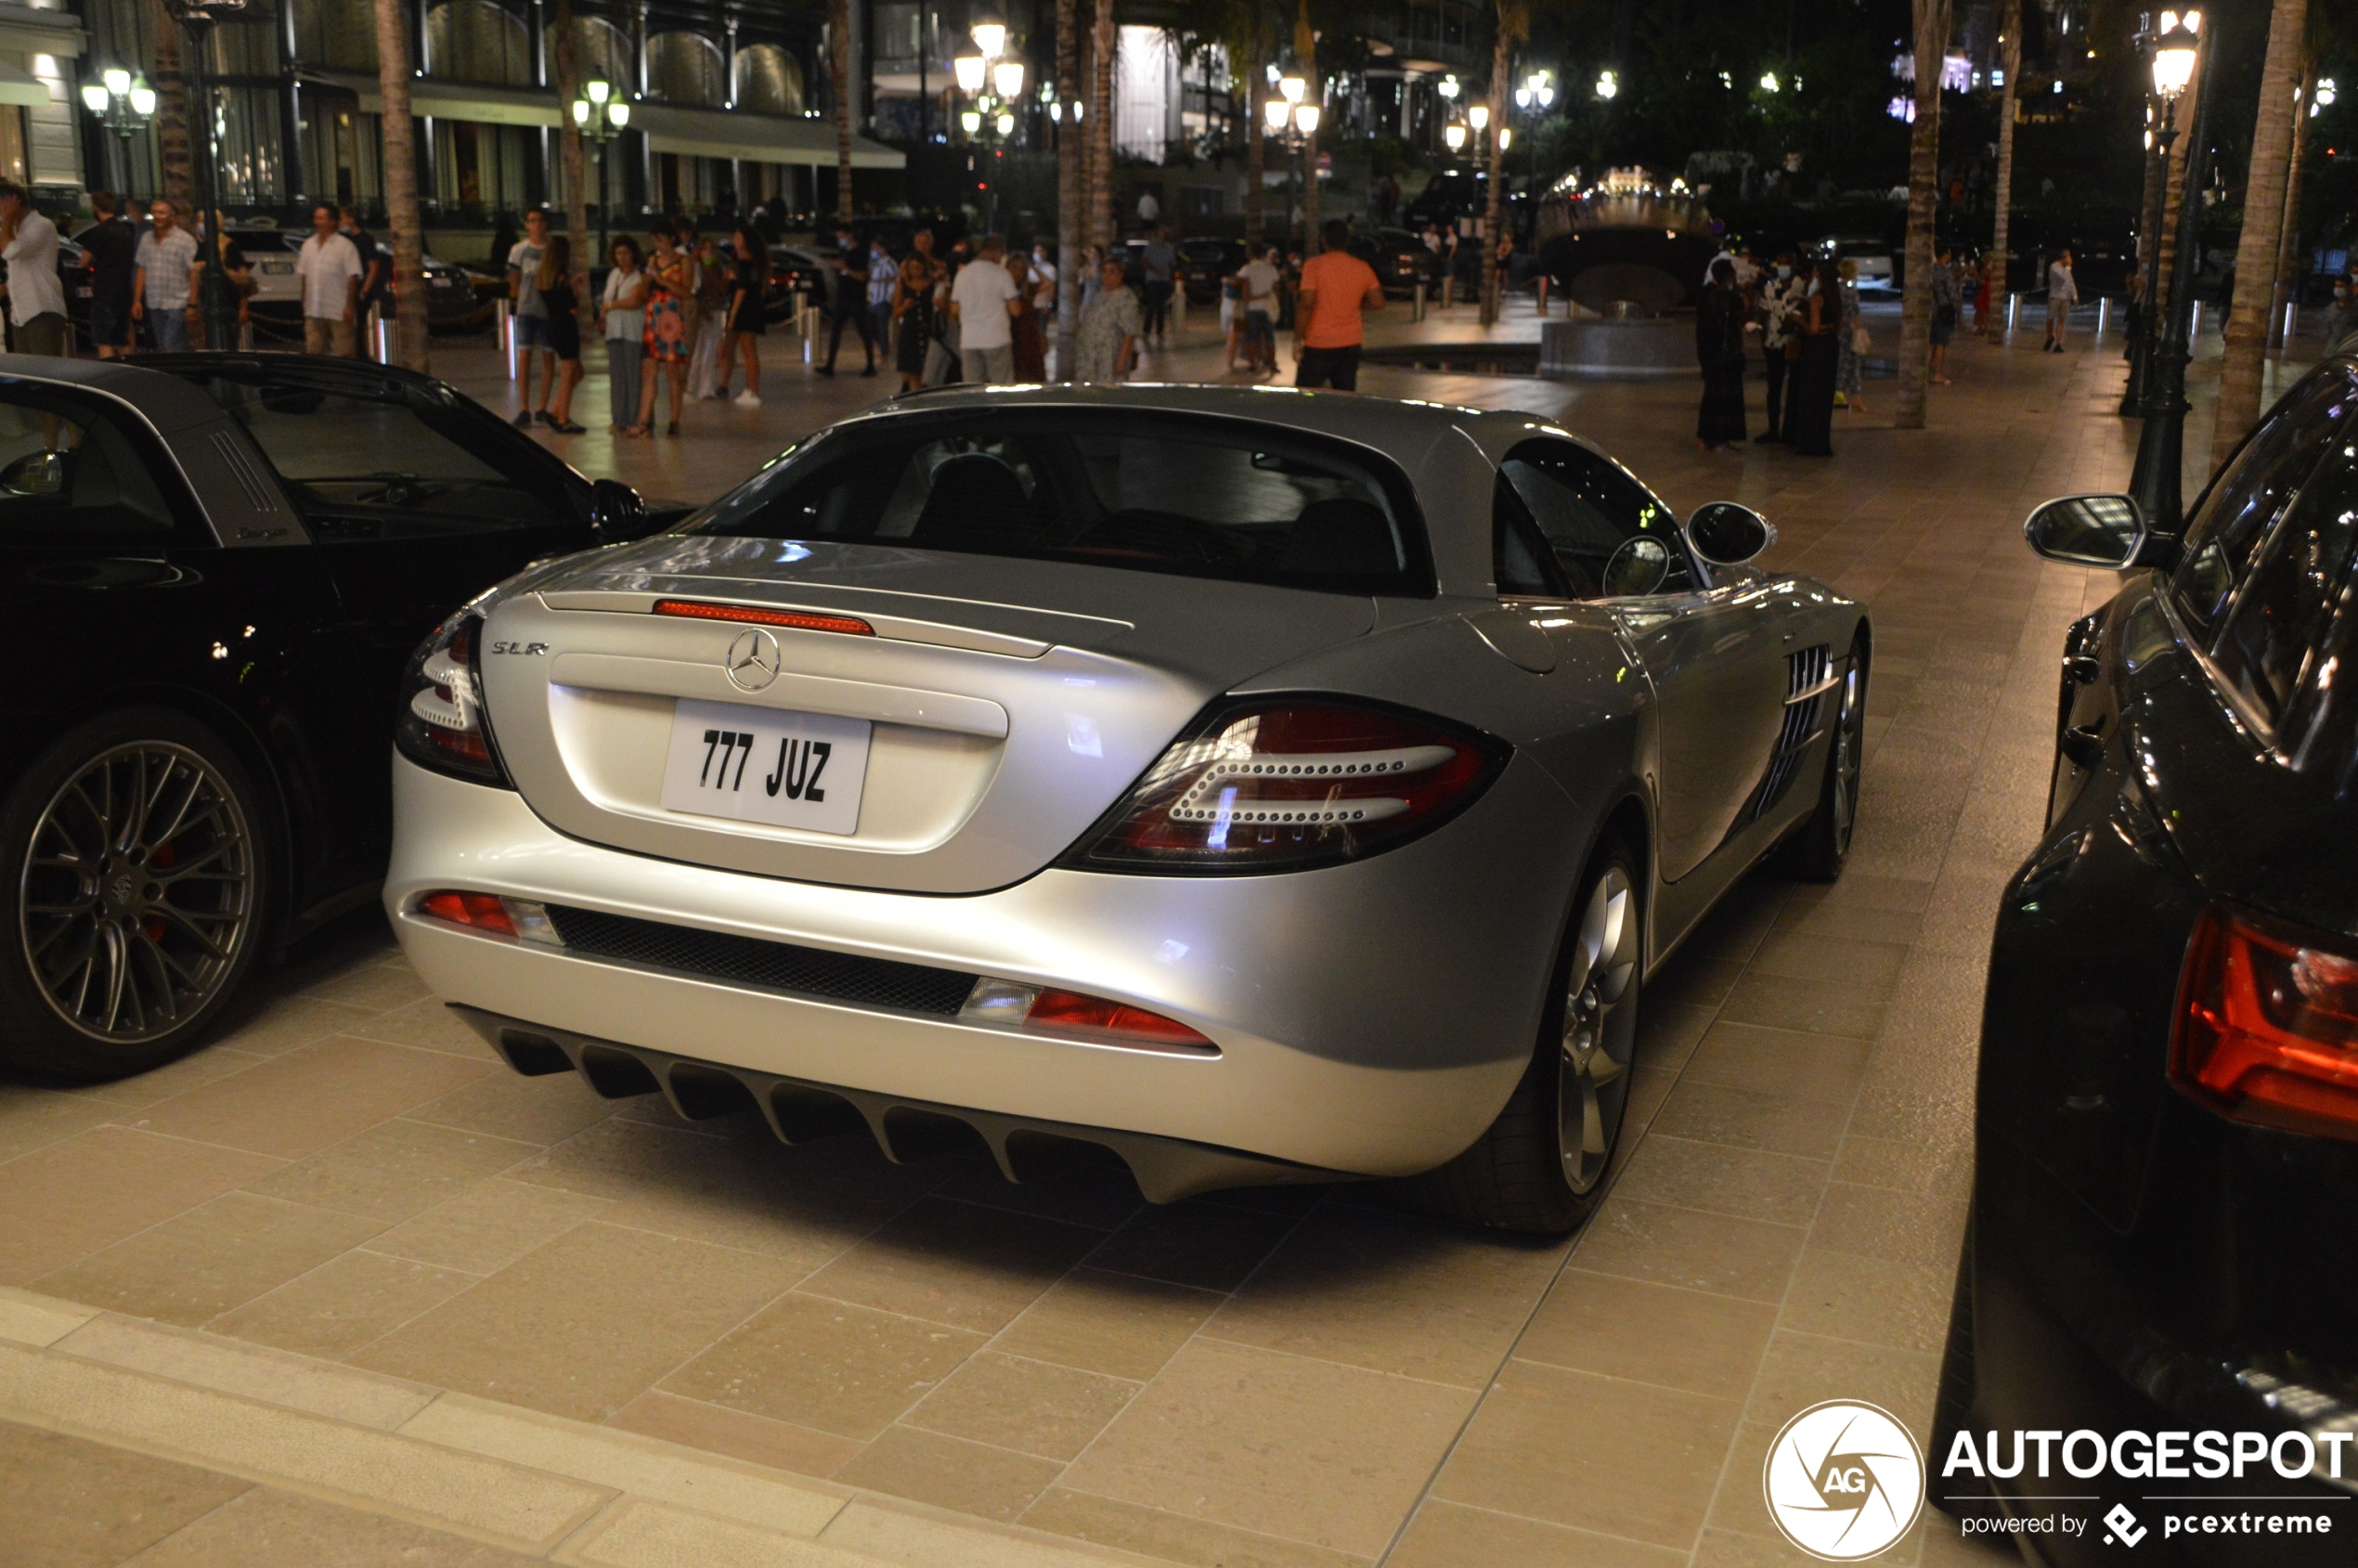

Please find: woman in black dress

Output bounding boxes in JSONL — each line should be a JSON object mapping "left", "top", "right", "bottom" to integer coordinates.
{"left": 892, "top": 255, "right": 935, "bottom": 394}
{"left": 536, "top": 237, "right": 586, "bottom": 434}
{"left": 1694, "top": 257, "right": 1748, "bottom": 452}
{"left": 721, "top": 223, "right": 767, "bottom": 408}
{"left": 1783, "top": 260, "right": 1842, "bottom": 458}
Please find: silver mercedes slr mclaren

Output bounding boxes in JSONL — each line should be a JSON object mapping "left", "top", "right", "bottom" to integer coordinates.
{"left": 386, "top": 384, "right": 1868, "bottom": 1233}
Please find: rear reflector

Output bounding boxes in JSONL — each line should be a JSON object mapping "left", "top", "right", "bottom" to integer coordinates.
{"left": 415, "top": 891, "right": 564, "bottom": 946}
{"left": 2170, "top": 902, "right": 2358, "bottom": 1142}
{"left": 959, "top": 978, "right": 1217, "bottom": 1056}
{"left": 653, "top": 599, "right": 875, "bottom": 637}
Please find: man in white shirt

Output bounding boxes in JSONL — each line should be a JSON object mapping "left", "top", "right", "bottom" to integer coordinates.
{"left": 1237, "top": 246, "right": 1281, "bottom": 372}
{"left": 949, "top": 234, "right": 1020, "bottom": 384}
{"left": 507, "top": 208, "right": 552, "bottom": 425}
{"left": 2043, "top": 248, "right": 2078, "bottom": 354}
{"left": 0, "top": 182, "right": 67, "bottom": 356}
{"left": 295, "top": 203, "right": 363, "bottom": 357}
{"left": 133, "top": 201, "right": 199, "bottom": 351}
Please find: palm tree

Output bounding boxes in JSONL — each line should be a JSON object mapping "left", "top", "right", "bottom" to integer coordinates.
{"left": 1087, "top": 0, "right": 1115, "bottom": 253}
{"left": 1894, "top": 0, "right": 1951, "bottom": 430}
{"left": 832, "top": 0, "right": 854, "bottom": 221}
{"left": 149, "top": 0, "right": 192, "bottom": 210}
{"left": 371, "top": 0, "right": 429, "bottom": 371}
{"left": 551, "top": 0, "right": 590, "bottom": 338}
{"left": 1480, "top": 1, "right": 1529, "bottom": 326}
{"left": 2267, "top": 58, "right": 2314, "bottom": 352}
{"left": 1986, "top": 0, "right": 2020, "bottom": 342}
{"left": 1056, "top": 0, "right": 1082, "bottom": 371}
{"left": 2212, "top": 0, "right": 2312, "bottom": 467}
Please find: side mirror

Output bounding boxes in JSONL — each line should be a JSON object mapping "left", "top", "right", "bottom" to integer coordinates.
{"left": 0, "top": 449, "right": 71, "bottom": 499}
{"left": 589, "top": 477, "right": 648, "bottom": 542}
{"left": 1685, "top": 501, "right": 1775, "bottom": 565}
{"left": 2024, "top": 493, "right": 2144, "bottom": 568}
{"left": 1600, "top": 536, "right": 1672, "bottom": 598}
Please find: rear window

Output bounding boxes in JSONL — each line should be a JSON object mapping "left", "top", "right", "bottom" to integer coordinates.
{"left": 691, "top": 409, "right": 1435, "bottom": 596}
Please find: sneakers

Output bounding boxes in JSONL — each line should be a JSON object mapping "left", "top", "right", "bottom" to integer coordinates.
{"left": 511, "top": 410, "right": 534, "bottom": 427}
{"left": 733, "top": 391, "right": 762, "bottom": 408}
{"left": 534, "top": 410, "right": 557, "bottom": 427}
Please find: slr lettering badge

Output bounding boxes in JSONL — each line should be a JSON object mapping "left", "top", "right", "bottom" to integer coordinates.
{"left": 659, "top": 697, "right": 871, "bottom": 836}
{"left": 725, "top": 628, "right": 783, "bottom": 692}
{"left": 1762, "top": 1400, "right": 1924, "bottom": 1561}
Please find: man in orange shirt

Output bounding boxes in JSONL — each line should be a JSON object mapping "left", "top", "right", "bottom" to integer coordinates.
{"left": 1292, "top": 219, "right": 1384, "bottom": 390}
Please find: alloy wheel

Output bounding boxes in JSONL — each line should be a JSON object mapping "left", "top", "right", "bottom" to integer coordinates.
{"left": 19, "top": 743, "right": 255, "bottom": 1043}
{"left": 1559, "top": 864, "right": 1639, "bottom": 1194}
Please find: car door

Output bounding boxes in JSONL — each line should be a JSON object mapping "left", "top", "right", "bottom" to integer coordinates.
{"left": 0, "top": 376, "right": 367, "bottom": 914}
{"left": 180, "top": 366, "right": 593, "bottom": 862}
{"left": 1496, "top": 438, "right": 1790, "bottom": 882}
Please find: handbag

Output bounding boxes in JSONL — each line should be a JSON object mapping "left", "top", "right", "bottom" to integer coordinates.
{"left": 1850, "top": 323, "right": 1872, "bottom": 356}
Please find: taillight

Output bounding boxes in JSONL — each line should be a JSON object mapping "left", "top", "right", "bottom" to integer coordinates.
{"left": 653, "top": 599, "right": 875, "bottom": 636}
{"left": 414, "top": 889, "right": 563, "bottom": 944}
{"left": 959, "top": 978, "right": 1216, "bottom": 1055}
{"left": 2170, "top": 902, "right": 2358, "bottom": 1141}
{"left": 1063, "top": 699, "right": 1507, "bottom": 874}
{"left": 395, "top": 612, "right": 510, "bottom": 786}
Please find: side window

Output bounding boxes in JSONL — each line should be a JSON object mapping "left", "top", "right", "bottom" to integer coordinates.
{"left": 1496, "top": 440, "right": 1692, "bottom": 600}
{"left": 1492, "top": 473, "right": 1558, "bottom": 597}
{"left": 2209, "top": 425, "right": 2358, "bottom": 731}
{"left": 2173, "top": 370, "right": 2355, "bottom": 637}
{"left": 0, "top": 390, "right": 179, "bottom": 543}
{"left": 199, "top": 377, "right": 565, "bottom": 537}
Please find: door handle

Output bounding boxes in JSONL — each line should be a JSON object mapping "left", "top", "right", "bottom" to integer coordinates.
{"left": 2064, "top": 655, "right": 2101, "bottom": 685}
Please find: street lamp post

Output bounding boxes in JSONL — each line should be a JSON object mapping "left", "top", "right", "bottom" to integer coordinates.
{"left": 953, "top": 23, "right": 1023, "bottom": 232}
{"left": 2127, "top": 11, "right": 2209, "bottom": 531}
{"left": 163, "top": 0, "right": 248, "bottom": 351}
{"left": 571, "top": 77, "right": 629, "bottom": 264}
{"left": 1263, "top": 74, "right": 1317, "bottom": 249}
{"left": 2122, "top": 13, "right": 2197, "bottom": 417}
{"left": 79, "top": 68, "right": 157, "bottom": 196}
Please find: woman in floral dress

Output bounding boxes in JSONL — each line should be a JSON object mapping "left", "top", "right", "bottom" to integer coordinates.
{"left": 637, "top": 225, "right": 693, "bottom": 435}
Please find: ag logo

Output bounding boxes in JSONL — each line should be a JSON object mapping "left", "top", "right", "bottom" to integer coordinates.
{"left": 1762, "top": 1399, "right": 1925, "bottom": 1561}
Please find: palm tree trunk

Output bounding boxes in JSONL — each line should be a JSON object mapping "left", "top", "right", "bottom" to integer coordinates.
{"left": 1895, "top": 0, "right": 1950, "bottom": 430}
{"left": 373, "top": 0, "right": 430, "bottom": 371}
{"left": 552, "top": 0, "right": 590, "bottom": 328}
{"left": 2212, "top": 0, "right": 2310, "bottom": 469}
{"left": 149, "top": 0, "right": 192, "bottom": 210}
{"left": 832, "top": 0, "right": 854, "bottom": 221}
{"left": 1087, "top": 0, "right": 1114, "bottom": 253}
{"left": 1478, "top": 6, "right": 1518, "bottom": 326}
{"left": 1987, "top": 0, "right": 2019, "bottom": 340}
{"left": 1294, "top": 0, "right": 1318, "bottom": 245}
{"left": 1243, "top": 18, "right": 1265, "bottom": 246}
{"left": 2268, "top": 59, "right": 2313, "bottom": 352}
{"left": 1056, "top": 0, "right": 1081, "bottom": 374}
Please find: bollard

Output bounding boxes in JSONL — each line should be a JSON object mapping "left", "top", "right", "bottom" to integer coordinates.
{"left": 498, "top": 299, "right": 515, "bottom": 379}
{"left": 371, "top": 306, "right": 392, "bottom": 364}
{"left": 2283, "top": 300, "right": 2299, "bottom": 344}
{"left": 2005, "top": 292, "right": 2019, "bottom": 332}
{"left": 1536, "top": 275, "right": 1548, "bottom": 315}
{"left": 1411, "top": 281, "right": 1425, "bottom": 323}
{"left": 2191, "top": 301, "right": 2203, "bottom": 337}
{"left": 797, "top": 291, "right": 813, "bottom": 363}
{"left": 1443, "top": 276, "right": 1455, "bottom": 309}
{"left": 2095, "top": 298, "right": 2110, "bottom": 342}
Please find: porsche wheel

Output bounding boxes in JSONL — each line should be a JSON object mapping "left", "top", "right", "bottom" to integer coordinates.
{"left": 0, "top": 709, "right": 271, "bottom": 1082}
{"left": 1406, "top": 841, "right": 1642, "bottom": 1234}
{"left": 1781, "top": 634, "right": 1868, "bottom": 882}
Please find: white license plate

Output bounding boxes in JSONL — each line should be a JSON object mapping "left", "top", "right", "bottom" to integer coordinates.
{"left": 262, "top": 260, "right": 293, "bottom": 274}
{"left": 659, "top": 698, "right": 870, "bottom": 835}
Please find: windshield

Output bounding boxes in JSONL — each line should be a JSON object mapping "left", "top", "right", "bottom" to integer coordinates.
{"left": 691, "top": 408, "right": 1434, "bottom": 596}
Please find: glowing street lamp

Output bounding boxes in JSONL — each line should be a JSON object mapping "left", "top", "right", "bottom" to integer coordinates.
{"left": 953, "top": 52, "right": 987, "bottom": 94}
{"left": 970, "top": 20, "right": 1006, "bottom": 59}
{"left": 1295, "top": 103, "right": 1320, "bottom": 136}
{"left": 1594, "top": 70, "right": 1618, "bottom": 100}
{"left": 992, "top": 59, "right": 1026, "bottom": 100}
{"left": 80, "top": 65, "right": 156, "bottom": 195}
{"left": 2150, "top": 13, "right": 2199, "bottom": 100}
{"left": 1759, "top": 71, "right": 1781, "bottom": 94}
{"left": 1279, "top": 72, "right": 1306, "bottom": 106}
{"left": 1468, "top": 103, "right": 1489, "bottom": 132}
{"left": 1263, "top": 96, "right": 1290, "bottom": 132}
{"left": 1445, "top": 122, "right": 1467, "bottom": 149}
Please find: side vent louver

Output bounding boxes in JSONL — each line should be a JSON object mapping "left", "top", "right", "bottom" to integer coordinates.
{"left": 1744, "top": 644, "right": 1835, "bottom": 823}
{"left": 210, "top": 431, "right": 278, "bottom": 512}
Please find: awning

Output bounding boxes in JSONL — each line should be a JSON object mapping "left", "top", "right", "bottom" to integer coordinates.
{"left": 0, "top": 60, "right": 51, "bottom": 109}
{"left": 300, "top": 72, "right": 903, "bottom": 169}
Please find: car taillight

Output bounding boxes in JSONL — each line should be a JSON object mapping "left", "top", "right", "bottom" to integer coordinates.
{"left": 1064, "top": 699, "right": 1507, "bottom": 874}
{"left": 959, "top": 978, "right": 1215, "bottom": 1056}
{"left": 395, "top": 611, "right": 511, "bottom": 787}
{"left": 2170, "top": 902, "right": 2358, "bottom": 1141}
{"left": 414, "top": 889, "right": 563, "bottom": 944}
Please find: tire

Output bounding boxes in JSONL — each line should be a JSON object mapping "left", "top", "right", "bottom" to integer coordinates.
{"left": 1780, "top": 631, "right": 1869, "bottom": 882}
{"left": 1403, "top": 840, "right": 1642, "bottom": 1234}
{"left": 0, "top": 708, "right": 272, "bottom": 1081}
{"left": 1930, "top": 1216, "right": 1983, "bottom": 1517}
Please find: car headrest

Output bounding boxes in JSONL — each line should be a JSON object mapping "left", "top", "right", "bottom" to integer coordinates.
{"left": 911, "top": 453, "right": 1037, "bottom": 551}
{"left": 1276, "top": 497, "right": 1397, "bottom": 577}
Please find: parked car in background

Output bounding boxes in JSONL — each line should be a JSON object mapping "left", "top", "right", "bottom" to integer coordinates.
{"left": 1936, "top": 355, "right": 2358, "bottom": 1562}
{"left": 0, "top": 353, "right": 658, "bottom": 1082}
{"left": 1178, "top": 238, "right": 1245, "bottom": 305}
{"left": 1811, "top": 236, "right": 1895, "bottom": 291}
{"left": 233, "top": 228, "right": 484, "bottom": 333}
{"left": 383, "top": 385, "right": 1869, "bottom": 1235}
{"left": 767, "top": 244, "right": 831, "bottom": 318}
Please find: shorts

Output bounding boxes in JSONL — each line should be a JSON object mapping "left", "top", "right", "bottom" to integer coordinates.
{"left": 304, "top": 316, "right": 357, "bottom": 356}
{"left": 1295, "top": 343, "right": 1362, "bottom": 392}
{"left": 12, "top": 312, "right": 66, "bottom": 356}
{"left": 515, "top": 312, "right": 550, "bottom": 349}
{"left": 88, "top": 298, "right": 132, "bottom": 350}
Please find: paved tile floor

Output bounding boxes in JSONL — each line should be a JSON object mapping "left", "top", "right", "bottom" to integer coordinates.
{"left": 0, "top": 302, "right": 2318, "bottom": 1566}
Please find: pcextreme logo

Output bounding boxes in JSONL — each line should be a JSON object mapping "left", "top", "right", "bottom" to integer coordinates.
{"left": 1762, "top": 1399, "right": 1927, "bottom": 1562}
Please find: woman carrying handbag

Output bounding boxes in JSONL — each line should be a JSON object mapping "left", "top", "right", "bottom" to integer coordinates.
{"left": 1783, "top": 260, "right": 1842, "bottom": 458}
